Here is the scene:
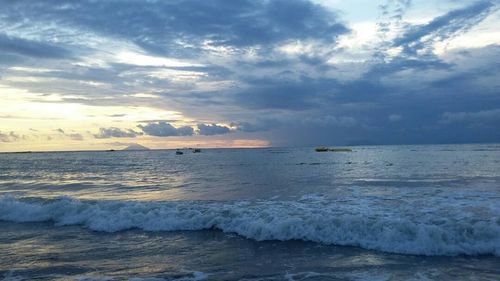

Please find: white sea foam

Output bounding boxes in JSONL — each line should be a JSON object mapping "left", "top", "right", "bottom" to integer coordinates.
{"left": 0, "top": 195, "right": 499, "bottom": 256}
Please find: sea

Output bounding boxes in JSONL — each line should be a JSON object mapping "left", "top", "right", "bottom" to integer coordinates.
{"left": 0, "top": 144, "right": 499, "bottom": 280}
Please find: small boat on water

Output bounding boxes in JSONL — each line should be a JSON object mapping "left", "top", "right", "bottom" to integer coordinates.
{"left": 315, "top": 146, "right": 352, "bottom": 152}
{"left": 175, "top": 150, "right": 184, "bottom": 155}
{"left": 193, "top": 148, "right": 201, "bottom": 153}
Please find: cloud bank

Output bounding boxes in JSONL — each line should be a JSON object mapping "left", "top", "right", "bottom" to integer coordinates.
{"left": 0, "top": 0, "right": 499, "bottom": 148}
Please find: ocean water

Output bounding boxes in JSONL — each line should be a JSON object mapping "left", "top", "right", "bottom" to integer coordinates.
{"left": 0, "top": 144, "right": 499, "bottom": 280}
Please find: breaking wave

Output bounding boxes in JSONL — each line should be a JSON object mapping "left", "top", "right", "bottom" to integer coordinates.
{"left": 1, "top": 195, "right": 499, "bottom": 256}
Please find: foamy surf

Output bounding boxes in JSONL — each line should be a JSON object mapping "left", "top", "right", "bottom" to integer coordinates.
{"left": 1, "top": 195, "right": 498, "bottom": 257}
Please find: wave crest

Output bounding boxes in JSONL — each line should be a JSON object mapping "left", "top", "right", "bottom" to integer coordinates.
{"left": 1, "top": 196, "right": 499, "bottom": 256}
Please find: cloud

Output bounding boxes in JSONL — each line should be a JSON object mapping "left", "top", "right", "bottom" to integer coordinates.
{"left": 1, "top": 1, "right": 499, "bottom": 148}
{"left": 0, "top": 0, "right": 348, "bottom": 55}
{"left": 304, "top": 115, "right": 358, "bottom": 127}
{"left": 0, "top": 131, "right": 21, "bottom": 142}
{"left": 388, "top": 114, "right": 402, "bottom": 122}
{"left": 0, "top": 34, "right": 73, "bottom": 59}
{"left": 138, "top": 122, "right": 233, "bottom": 137}
{"left": 107, "top": 114, "right": 127, "bottom": 117}
{"left": 232, "top": 120, "right": 276, "bottom": 132}
{"left": 232, "top": 76, "right": 338, "bottom": 110}
{"left": 377, "top": 0, "right": 412, "bottom": 37}
{"left": 55, "top": 128, "right": 84, "bottom": 141}
{"left": 66, "top": 133, "right": 84, "bottom": 141}
{"left": 94, "top": 127, "right": 141, "bottom": 139}
{"left": 379, "top": 0, "right": 412, "bottom": 20}
{"left": 393, "top": 1, "right": 496, "bottom": 56}
{"left": 197, "top": 123, "right": 231, "bottom": 136}
{"left": 138, "top": 122, "right": 194, "bottom": 137}
{"left": 439, "top": 109, "right": 500, "bottom": 124}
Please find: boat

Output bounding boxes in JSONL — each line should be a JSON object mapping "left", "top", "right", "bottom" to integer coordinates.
{"left": 193, "top": 148, "right": 201, "bottom": 153}
{"left": 175, "top": 150, "right": 183, "bottom": 155}
{"left": 315, "top": 147, "right": 352, "bottom": 152}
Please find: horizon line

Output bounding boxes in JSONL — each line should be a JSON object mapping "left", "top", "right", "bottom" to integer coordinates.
{"left": 1, "top": 141, "right": 499, "bottom": 154}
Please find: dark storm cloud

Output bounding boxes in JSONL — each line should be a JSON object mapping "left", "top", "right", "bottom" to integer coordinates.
{"left": 0, "top": 0, "right": 348, "bottom": 56}
{"left": 168, "top": 43, "right": 499, "bottom": 145}
{"left": 371, "top": 57, "right": 452, "bottom": 75}
{"left": 0, "top": 34, "right": 73, "bottom": 59}
{"left": 232, "top": 120, "right": 277, "bottom": 133}
{"left": 197, "top": 123, "right": 231, "bottom": 136}
{"left": 138, "top": 122, "right": 194, "bottom": 137}
{"left": 234, "top": 44, "right": 500, "bottom": 145}
{"left": 233, "top": 77, "right": 339, "bottom": 110}
{"left": 94, "top": 127, "right": 141, "bottom": 139}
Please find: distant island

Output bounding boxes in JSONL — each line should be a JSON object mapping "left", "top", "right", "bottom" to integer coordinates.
{"left": 122, "top": 144, "right": 150, "bottom": 151}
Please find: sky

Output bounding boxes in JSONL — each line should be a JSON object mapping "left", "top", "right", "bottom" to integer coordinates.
{"left": 0, "top": 0, "right": 499, "bottom": 152}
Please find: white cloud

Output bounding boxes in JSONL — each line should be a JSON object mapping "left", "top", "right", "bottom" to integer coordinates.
{"left": 116, "top": 51, "right": 204, "bottom": 68}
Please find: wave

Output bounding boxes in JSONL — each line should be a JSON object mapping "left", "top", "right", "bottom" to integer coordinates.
{"left": 0, "top": 195, "right": 499, "bottom": 257}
